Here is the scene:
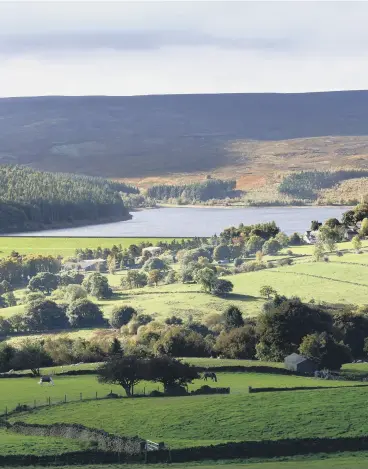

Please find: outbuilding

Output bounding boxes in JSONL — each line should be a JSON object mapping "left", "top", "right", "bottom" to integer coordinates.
{"left": 284, "top": 353, "right": 317, "bottom": 374}
{"left": 63, "top": 259, "right": 106, "bottom": 272}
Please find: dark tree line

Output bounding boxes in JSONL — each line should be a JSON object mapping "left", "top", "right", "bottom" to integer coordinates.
{"left": 278, "top": 170, "right": 368, "bottom": 200}
{"left": 146, "top": 179, "right": 237, "bottom": 202}
{"left": 0, "top": 165, "right": 136, "bottom": 232}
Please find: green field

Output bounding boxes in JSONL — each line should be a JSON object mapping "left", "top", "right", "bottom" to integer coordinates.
{"left": 5, "top": 453, "right": 368, "bottom": 469}
{"left": 6, "top": 370, "right": 368, "bottom": 449}
{"left": 0, "top": 237, "right": 183, "bottom": 258}
{"left": 0, "top": 429, "right": 84, "bottom": 455}
{"left": 2, "top": 242, "right": 368, "bottom": 339}
{"left": 3, "top": 371, "right": 358, "bottom": 415}
{"left": 2, "top": 362, "right": 368, "bottom": 462}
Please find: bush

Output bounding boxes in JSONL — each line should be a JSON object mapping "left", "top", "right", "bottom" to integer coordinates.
{"left": 240, "top": 261, "right": 267, "bottom": 273}
{"left": 63, "top": 284, "right": 87, "bottom": 303}
{"left": 28, "top": 272, "right": 59, "bottom": 295}
{"left": 14, "top": 404, "right": 32, "bottom": 412}
{"left": 67, "top": 299, "right": 106, "bottom": 328}
{"left": 109, "top": 305, "right": 137, "bottom": 328}
{"left": 105, "top": 392, "right": 120, "bottom": 399}
{"left": 211, "top": 279, "right": 233, "bottom": 297}
{"left": 142, "top": 257, "right": 167, "bottom": 272}
{"left": 215, "top": 326, "right": 257, "bottom": 359}
{"left": 191, "top": 385, "right": 230, "bottom": 395}
{"left": 234, "top": 258, "right": 244, "bottom": 267}
{"left": 278, "top": 258, "right": 293, "bottom": 266}
{"left": 154, "top": 327, "right": 209, "bottom": 357}
{"left": 23, "top": 299, "right": 69, "bottom": 332}
{"left": 262, "top": 238, "right": 282, "bottom": 255}
{"left": 83, "top": 273, "right": 112, "bottom": 299}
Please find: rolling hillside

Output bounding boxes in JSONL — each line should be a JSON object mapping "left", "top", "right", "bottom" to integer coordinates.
{"left": 1, "top": 91, "right": 368, "bottom": 184}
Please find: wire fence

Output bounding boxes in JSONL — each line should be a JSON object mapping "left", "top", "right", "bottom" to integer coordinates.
{"left": 1, "top": 386, "right": 161, "bottom": 419}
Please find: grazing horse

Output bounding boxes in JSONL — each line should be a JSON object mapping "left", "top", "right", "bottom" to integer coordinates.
{"left": 203, "top": 371, "right": 218, "bottom": 382}
{"left": 38, "top": 376, "right": 54, "bottom": 386}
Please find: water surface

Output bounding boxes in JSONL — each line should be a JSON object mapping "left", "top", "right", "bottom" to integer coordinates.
{"left": 11, "top": 206, "right": 350, "bottom": 237}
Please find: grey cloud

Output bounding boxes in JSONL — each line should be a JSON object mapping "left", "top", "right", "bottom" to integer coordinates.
{"left": 0, "top": 30, "right": 296, "bottom": 56}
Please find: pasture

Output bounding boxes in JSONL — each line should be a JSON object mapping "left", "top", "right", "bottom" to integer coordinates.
{"left": 0, "top": 237, "right": 183, "bottom": 258}
{"left": 13, "top": 385, "right": 368, "bottom": 448}
{"left": 2, "top": 240, "right": 368, "bottom": 345}
{"left": 0, "top": 430, "right": 84, "bottom": 455}
{"left": 4, "top": 369, "right": 368, "bottom": 450}
{"left": 1, "top": 371, "right": 361, "bottom": 414}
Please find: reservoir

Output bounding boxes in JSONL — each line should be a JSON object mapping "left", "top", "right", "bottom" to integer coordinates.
{"left": 11, "top": 206, "right": 350, "bottom": 237}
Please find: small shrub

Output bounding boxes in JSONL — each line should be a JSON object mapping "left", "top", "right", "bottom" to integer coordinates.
{"left": 336, "top": 251, "right": 343, "bottom": 257}
{"left": 286, "top": 250, "right": 293, "bottom": 255}
{"left": 323, "top": 255, "right": 329, "bottom": 262}
{"left": 278, "top": 258, "right": 293, "bottom": 266}
{"left": 105, "top": 392, "right": 120, "bottom": 399}
{"left": 149, "top": 390, "right": 164, "bottom": 397}
{"left": 191, "top": 385, "right": 230, "bottom": 395}
{"left": 14, "top": 404, "right": 31, "bottom": 412}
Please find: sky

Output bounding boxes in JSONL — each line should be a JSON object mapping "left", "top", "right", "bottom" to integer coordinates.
{"left": 1, "top": 1, "right": 368, "bottom": 97}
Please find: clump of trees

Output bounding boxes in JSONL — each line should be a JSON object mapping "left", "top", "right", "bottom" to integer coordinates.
{"left": 83, "top": 273, "right": 112, "bottom": 299}
{"left": 146, "top": 179, "right": 237, "bottom": 203}
{"left": 279, "top": 170, "right": 368, "bottom": 200}
{"left": 98, "top": 355, "right": 199, "bottom": 396}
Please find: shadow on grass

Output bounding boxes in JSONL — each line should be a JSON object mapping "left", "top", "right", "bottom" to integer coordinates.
{"left": 226, "top": 293, "right": 261, "bottom": 302}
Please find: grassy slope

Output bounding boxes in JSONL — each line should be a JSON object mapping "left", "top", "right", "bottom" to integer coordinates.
{"left": 0, "top": 237, "right": 182, "bottom": 258}
{"left": 13, "top": 385, "right": 368, "bottom": 448}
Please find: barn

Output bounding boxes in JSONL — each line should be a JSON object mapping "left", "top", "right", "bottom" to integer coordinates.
{"left": 284, "top": 353, "right": 317, "bottom": 374}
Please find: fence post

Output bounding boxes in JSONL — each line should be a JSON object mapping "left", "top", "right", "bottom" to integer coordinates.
{"left": 48, "top": 397, "right": 51, "bottom": 406}
{"left": 5, "top": 406, "right": 7, "bottom": 418}
{"left": 95, "top": 391, "right": 98, "bottom": 400}
{"left": 64, "top": 394, "right": 67, "bottom": 403}
{"left": 144, "top": 387, "right": 145, "bottom": 396}
{"left": 80, "top": 393, "right": 82, "bottom": 401}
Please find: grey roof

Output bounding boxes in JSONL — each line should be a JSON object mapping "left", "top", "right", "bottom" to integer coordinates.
{"left": 285, "top": 353, "right": 310, "bottom": 364}
{"left": 64, "top": 258, "right": 106, "bottom": 269}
